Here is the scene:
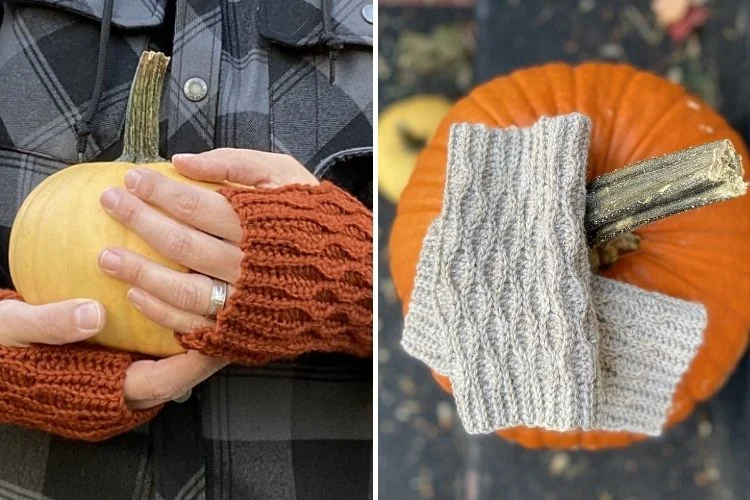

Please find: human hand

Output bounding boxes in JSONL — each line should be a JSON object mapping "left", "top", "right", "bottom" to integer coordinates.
{"left": 0, "top": 298, "right": 105, "bottom": 348}
{"left": 124, "top": 350, "right": 228, "bottom": 409}
{"left": 98, "top": 148, "right": 317, "bottom": 334}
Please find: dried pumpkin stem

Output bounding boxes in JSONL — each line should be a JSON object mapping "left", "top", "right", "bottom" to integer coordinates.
{"left": 585, "top": 139, "right": 747, "bottom": 247}
{"left": 117, "top": 51, "right": 170, "bottom": 163}
{"left": 589, "top": 232, "right": 641, "bottom": 271}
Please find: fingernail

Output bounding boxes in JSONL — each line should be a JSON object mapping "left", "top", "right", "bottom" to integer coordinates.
{"left": 75, "top": 302, "right": 103, "bottom": 332}
{"left": 172, "top": 153, "right": 196, "bottom": 162}
{"left": 124, "top": 170, "right": 142, "bottom": 192}
{"left": 100, "top": 188, "right": 121, "bottom": 211}
{"left": 99, "top": 249, "right": 122, "bottom": 272}
{"left": 128, "top": 288, "right": 146, "bottom": 308}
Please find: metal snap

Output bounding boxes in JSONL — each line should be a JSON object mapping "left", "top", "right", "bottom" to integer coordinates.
{"left": 361, "top": 4, "right": 373, "bottom": 24}
{"left": 183, "top": 77, "right": 207, "bottom": 102}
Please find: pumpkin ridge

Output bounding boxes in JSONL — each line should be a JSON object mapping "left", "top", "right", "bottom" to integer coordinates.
{"left": 598, "top": 68, "right": 642, "bottom": 170}
{"left": 465, "top": 92, "right": 506, "bottom": 125}
{"left": 543, "top": 64, "right": 573, "bottom": 115}
{"left": 597, "top": 65, "right": 639, "bottom": 171}
{"left": 645, "top": 239, "right": 750, "bottom": 276}
{"left": 624, "top": 92, "right": 690, "bottom": 165}
{"left": 508, "top": 72, "right": 544, "bottom": 118}
{"left": 475, "top": 80, "right": 525, "bottom": 126}
{"left": 635, "top": 251, "right": 704, "bottom": 296}
{"left": 33, "top": 174, "right": 63, "bottom": 301}
{"left": 542, "top": 64, "right": 564, "bottom": 116}
{"left": 484, "top": 85, "right": 520, "bottom": 127}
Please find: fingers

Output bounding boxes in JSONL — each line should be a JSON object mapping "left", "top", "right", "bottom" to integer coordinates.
{"left": 123, "top": 168, "right": 243, "bottom": 243}
{"left": 171, "top": 149, "right": 318, "bottom": 188}
{"left": 124, "top": 351, "right": 228, "bottom": 409}
{"left": 99, "top": 248, "right": 232, "bottom": 317}
{"left": 100, "top": 187, "right": 243, "bottom": 283}
{"left": 0, "top": 299, "right": 105, "bottom": 347}
{"left": 127, "top": 286, "right": 214, "bottom": 334}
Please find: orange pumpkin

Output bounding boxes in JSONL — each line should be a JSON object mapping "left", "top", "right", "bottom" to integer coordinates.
{"left": 389, "top": 62, "right": 750, "bottom": 450}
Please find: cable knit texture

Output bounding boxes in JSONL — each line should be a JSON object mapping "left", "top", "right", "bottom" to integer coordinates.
{"left": 0, "top": 290, "right": 160, "bottom": 441}
{"left": 402, "top": 114, "right": 707, "bottom": 436}
{"left": 179, "top": 181, "right": 373, "bottom": 364}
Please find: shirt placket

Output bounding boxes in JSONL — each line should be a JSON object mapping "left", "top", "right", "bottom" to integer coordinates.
{"left": 164, "top": 0, "right": 223, "bottom": 157}
{"left": 149, "top": 1, "right": 223, "bottom": 498}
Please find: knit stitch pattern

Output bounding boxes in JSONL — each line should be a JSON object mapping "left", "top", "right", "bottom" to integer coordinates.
{"left": 0, "top": 183, "right": 372, "bottom": 441}
{"left": 401, "top": 222, "right": 452, "bottom": 375}
{"left": 0, "top": 290, "right": 160, "bottom": 442}
{"left": 402, "top": 114, "right": 707, "bottom": 436}
{"left": 594, "top": 278, "right": 706, "bottom": 434}
{"left": 179, "top": 181, "right": 373, "bottom": 364}
{"left": 411, "top": 115, "right": 599, "bottom": 433}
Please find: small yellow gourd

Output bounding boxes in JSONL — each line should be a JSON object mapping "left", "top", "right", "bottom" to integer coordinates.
{"left": 378, "top": 95, "right": 452, "bottom": 203}
{"left": 9, "top": 52, "right": 214, "bottom": 357}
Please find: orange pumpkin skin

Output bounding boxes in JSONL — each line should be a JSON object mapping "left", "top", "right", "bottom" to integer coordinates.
{"left": 390, "top": 62, "right": 750, "bottom": 450}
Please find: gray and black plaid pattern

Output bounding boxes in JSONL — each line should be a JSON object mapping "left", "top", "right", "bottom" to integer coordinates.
{"left": 0, "top": 0, "right": 373, "bottom": 498}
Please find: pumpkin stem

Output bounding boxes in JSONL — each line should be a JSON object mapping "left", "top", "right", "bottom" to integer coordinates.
{"left": 589, "top": 232, "right": 641, "bottom": 271}
{"left": 585, "top": 139, "right": 747, "bottom": 247}
{"left": 117, "top": 51, "right": 170, "bottom": 163}
{"left": 397, "top": 122, "right": 428, "bottom": 152}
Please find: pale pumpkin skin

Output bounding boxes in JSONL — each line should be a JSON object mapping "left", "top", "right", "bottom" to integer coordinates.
{"left": 9, "top": 162, "right": 217, "bottom": 357}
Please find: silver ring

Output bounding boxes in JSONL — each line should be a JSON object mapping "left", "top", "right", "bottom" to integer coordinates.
{"left": 206, "top": 279, "right": 228, "bottom": 319}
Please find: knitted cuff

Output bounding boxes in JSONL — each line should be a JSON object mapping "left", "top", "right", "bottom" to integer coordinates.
{"left": 429, "top": 114, "right": 600, "bottom": 434}
{"left": 0, "top": 343, "right": 159, "bottom": 442}
{"left": 592, "top": 277, "right": 706, "bottom": 435}
{"left": 178, "top": 182, "right": 373, "bottom": 365}
{"left": 401, "top": 219, "right": 452, "bottom": 375}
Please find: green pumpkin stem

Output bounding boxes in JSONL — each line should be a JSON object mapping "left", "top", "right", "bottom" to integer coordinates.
{"left": 117, "top": 51, "right": 170, "bottom": 163}
{"left": 586, "top": 139, "right": 747, "bottom": 248}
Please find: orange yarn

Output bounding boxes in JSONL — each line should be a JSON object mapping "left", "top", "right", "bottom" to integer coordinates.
{"left": 0, "top": 289, "right": 158, "bottom": 441}
{"left": 0, "top": 181, "right": 373, "bottom": 440}
{"left": 179, "top": 181, "right": 374, "bottom": 363}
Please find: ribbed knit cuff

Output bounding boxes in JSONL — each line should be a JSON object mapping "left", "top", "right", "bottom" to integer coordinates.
{"left": 0, "top": 343, "right": 159, "bottom": 442}
{"left": 592, "top": 277, "right": 706, "bottom": 435}
{"left": 178, "top": 182, "right": 373, "bottom": 364}
{"left": 429, "top": 114, "right": 599, "bottom": 434}
{"left": 401, "top": 220, "right": 452, "bottom": 375}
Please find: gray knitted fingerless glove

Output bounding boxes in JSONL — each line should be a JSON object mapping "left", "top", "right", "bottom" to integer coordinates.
{"left": 401, "top": 113, "right": 707, "bottom": 436}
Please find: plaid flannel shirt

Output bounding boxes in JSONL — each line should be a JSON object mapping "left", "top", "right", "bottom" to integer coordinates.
{"left": 0, "top": 1, "right": 373, "bottom": 498}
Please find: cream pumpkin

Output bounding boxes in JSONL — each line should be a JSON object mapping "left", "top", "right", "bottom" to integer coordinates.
{"left": 8, "top": 51, "right": 224, "bottom": 357}
{"left": 9, "top": 162, "right": 216, "bottom": 356}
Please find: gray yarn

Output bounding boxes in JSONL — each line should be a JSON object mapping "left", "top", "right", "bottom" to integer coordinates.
{"left": 401, "top": 113, "right": 707, "bottom": 436}
{"left": 594, "top": 277, "right": 706, "bottom": 434}
{"left": 401, "top": 221, "right": 453, "bottom": 375}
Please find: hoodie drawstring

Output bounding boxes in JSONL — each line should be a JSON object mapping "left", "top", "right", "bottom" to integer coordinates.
{"left": 75, "top": 0, "right": 114, "bottom": 162}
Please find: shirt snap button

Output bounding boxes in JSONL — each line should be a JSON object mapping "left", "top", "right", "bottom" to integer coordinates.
{"left": 183, "top": 77, "right": 208, "bottom": 102}
{"left": 361, "top": 4, "right": 373, "bottom": 24}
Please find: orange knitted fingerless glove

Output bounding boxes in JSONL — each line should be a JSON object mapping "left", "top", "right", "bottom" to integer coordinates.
{"left": 0, "top": 290, "right": 160, "bottom": 441}
{"left": 178, "top": 181, "right": 373, "bottom": 365}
